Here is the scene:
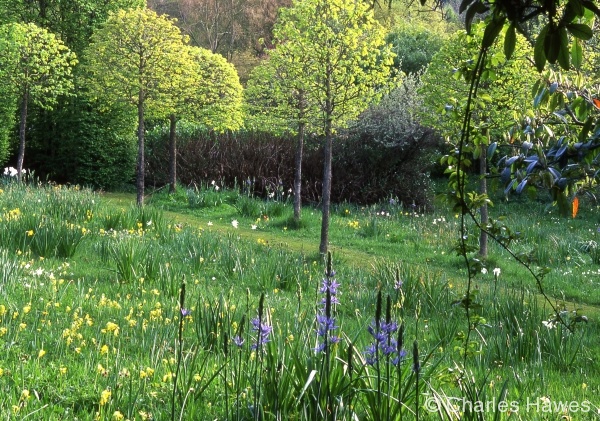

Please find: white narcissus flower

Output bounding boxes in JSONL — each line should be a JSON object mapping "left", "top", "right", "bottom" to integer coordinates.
{"left": 231, "top": 220, "right": 239, "bottom": 228}
{"left": 481, "top": 268, "right": 488, "bottom": 275}
{"left": 493, "top": 268, "right": 501, "bottom": 277}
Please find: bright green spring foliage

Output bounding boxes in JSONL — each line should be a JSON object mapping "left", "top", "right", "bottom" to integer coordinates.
{"left": 180, "top": 46, "right": 244, "bottom": 132}
{"left": 421, "top": 22, "right": 536, "bottom": 143}
{"left": 0, "top": 22, "right": 76, "bottom": 173}
{"left": 271, "top": 0, "right": 395, "bottom": 253}
{"left": 83, "top": 8, "right": 189, "bottom": 119}
{"left": 273, "top": 0, "right": 395, "bottom": 134}
{"left": 83, "top": 8, "right": 191, "bottom": 205}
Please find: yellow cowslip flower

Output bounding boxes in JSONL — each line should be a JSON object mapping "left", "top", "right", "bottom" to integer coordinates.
{"left": 97, "top": 364, "right": 106, "bottom": 374}
{"left": 0, "top": 328, "right": 6, "bottom": 337}
{"left": 102, "top": 322, "right": 120, "bottom": 336}
{"left": 138, "top": 411, "right": 151, "bottom": 420}
{"left": 38, "top": 349, "right": 46, "bottom": 358}
{"left": 26, "top": 230, "right": 34, "bottom": 237}
{"left": 0, "top": 304, "right": 5, "bottom": 317}
{"left": 100, "top": 345, "right": 109, "bottom": 355}
{"left": 112, "top": 411, "right": 124, "bottom": 421}
{"left": 59, "top": 367, "right": 67, "bottom": 375}
{"left": 163, "top": 372, "right": 174, "bottom": 382}
{"left": 20, "top": 389, "right": 30, "bottom": 401}
{"left": 19, "top": 323, "right": 26, "bottom": 330}
{"left": 24, "top": 304, "right": 32, "bottom": 314}
{"left": 194, "top": 374, "right": 201, "bottom": 382}
{"left": 99, "top": 389, "right": 111, "bottom": 406}
{"left": 128, "top": 319, "right": 137, "bottom": 327}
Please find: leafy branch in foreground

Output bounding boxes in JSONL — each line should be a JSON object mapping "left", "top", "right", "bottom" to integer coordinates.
{"left": 431, "top": 0, "right": 599, "bottom": 366}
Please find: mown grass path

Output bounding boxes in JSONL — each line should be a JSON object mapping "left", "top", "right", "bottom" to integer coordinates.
{"left": 103, "top": 192, "right": 600, "bottom": 319}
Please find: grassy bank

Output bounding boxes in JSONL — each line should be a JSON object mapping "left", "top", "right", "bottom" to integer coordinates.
{"left": 0, "top": 181, "right": 598, "bottom": 420}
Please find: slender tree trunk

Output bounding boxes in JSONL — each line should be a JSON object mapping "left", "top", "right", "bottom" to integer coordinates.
{"left": 320, "top": 64, "right": 334, "bottom": 255}
{"left": 169, "top": 114, "right": 177, "bottom": 194}
{"left": 293, "top": 122, "right": 304, "bottom": 223}
{"left": 319, "top": 118, "right": 333, "bottom": 254}
{"left": 479, "top": 144, "right": 488, "bottom": 257}
{"left": 136, "top": 92, "right": 145, "bottom": 206}
{"left": 17, "top": 90, "right": 28, "bottom": 183}
{"left": 294, "top": 93, "right": 306, "bottom": 223}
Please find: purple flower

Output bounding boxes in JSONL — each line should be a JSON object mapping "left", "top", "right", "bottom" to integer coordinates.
{"left": 364, "top": 343, "right": 378, "bottom": 366}
{"left": 365, "top": 316, "right": 404, "bottom": 367}
{"left": 391, "top": 349, "right": 407, "bottom": 366}
{"left": 250, "top": 317, "right": 272, "bottom": 350}
{"left": 180, "top": 308, "right": 191, "bottom": 317}
{"left": 315, "top": 260, "right": 342, "bottom": 354}
{"left": 232, "top": 335, "right": 244, "bottom": 348}
{"left": 319, "top": 278, "right": 340, "bottom": 295}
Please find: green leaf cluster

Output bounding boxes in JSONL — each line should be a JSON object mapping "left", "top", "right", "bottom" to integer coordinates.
{"left": 0, "top": 22, "right": 77, "bottom": 110}
{"left": 421, "top": 22, "right": 538, "bottom": 145}
{"left": 271, "top": 0, "right": 396, "bottom": 133}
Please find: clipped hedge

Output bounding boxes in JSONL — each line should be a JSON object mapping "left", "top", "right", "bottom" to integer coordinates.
{"left": 146, "top": 123, "right": 441, "bottom": 208}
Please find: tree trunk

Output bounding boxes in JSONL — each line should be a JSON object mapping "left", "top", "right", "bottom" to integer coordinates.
{"left": 319, "top": 118, "right": 333, "bottom": 255}
{"left": 17, "top": 90, "right": 28, "bottom": 183}
{"left": 293, "top": 92, "right": 306, "bottom": 223}
{"left": 169, "top": 114, "right": 177, "bottom": 194}
{"left": 136, "top": 92, "right": 145, "bottom": 206}
{"left": 479, "top": 144, "right": 488, "bottom": 257}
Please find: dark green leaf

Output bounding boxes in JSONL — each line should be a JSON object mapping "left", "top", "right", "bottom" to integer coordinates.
{"left": 487, "top": 141, "right": 497, "bottom": 159}
{"left": 504, "top": 24, "right": 516, "bottom": 60}
{"left": 571, "top": 39, "right": 583, "bottom": 69}
{"left": 580, "top": 0, "right": 600, "bottom": 18}
{"left": 482, "top": 17, "right": 506, "bottom": 49}
{"left": 544, "top": 27, "right": 560, "bottom": 64}
{"left": 465, "top": 2, "right": 488, "bottom": 34}
{"left": 533, "top": 87, "right": 547, "bottom": 107}
{"left": 579, "top": 117, "right": 593, "bottom": 142}
{"left": 516, "top": 178, "right": 528, "bottom": 194}
{"left": 504, "top": 180, "right": 516, "bottom": 195}
{"left": 459, "top": 0, "right": 477, "bottom": 14}
{"left": 562, "top": 0, "right": 584, "bottom": 23}
{"left": 557, "top": 28, "right": 570, "bottom": 70}
{"left": 571, "top": 0, "right": 585, "bottom": 16}
{"left": 566, "top": 23, "right": 593, "bottom": 40}
{"left": 534, "top": 25, "right": 548, "bottom": 72}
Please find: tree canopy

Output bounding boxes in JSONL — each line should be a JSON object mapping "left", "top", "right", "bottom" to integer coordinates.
{"left": 272, "top": 0, "right": 395, "bottom": 253}
{"left": 0, "top": 22, "right": 77, "bottom": 178}
{"left": 83, "top": 8, "right": 191, "bottom": 205}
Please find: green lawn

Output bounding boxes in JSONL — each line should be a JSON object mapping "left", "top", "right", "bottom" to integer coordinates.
{"left": 0, "top": 182, "right": 598, "bottom": 420}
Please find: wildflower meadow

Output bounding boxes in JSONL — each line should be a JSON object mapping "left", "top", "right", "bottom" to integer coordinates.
{"left": 0, "top": 177, "right": 598, "bottom": 420}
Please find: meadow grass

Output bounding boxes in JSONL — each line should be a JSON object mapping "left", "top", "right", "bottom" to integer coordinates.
{"left": 0, "top": 180, "right": 598, "bottom": 420}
